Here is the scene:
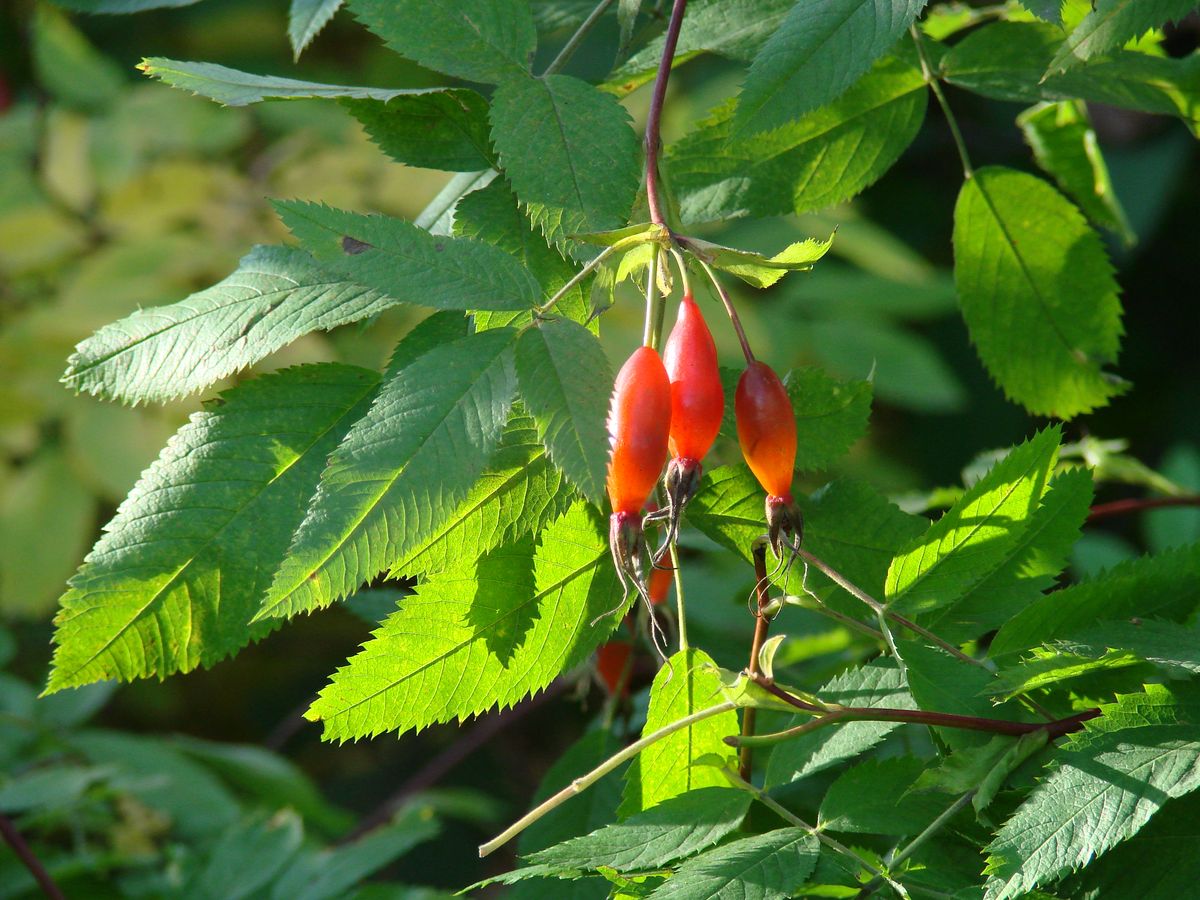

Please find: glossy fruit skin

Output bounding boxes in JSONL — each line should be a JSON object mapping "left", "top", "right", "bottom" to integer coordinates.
{"left": 606, "top": 346, "right": 672, "bottom": 515}
{"left": 662, "top": 294, "right": 723, "bottom": 463}
{"left": 735, "top": 361, "right": 796, "bottom": 501}
{"left": 596, "top": 640, "right": 633, "bottom": 695}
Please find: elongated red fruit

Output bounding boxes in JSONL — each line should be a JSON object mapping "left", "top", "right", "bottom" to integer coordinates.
{"left": 596, "top": 640, "right": 633, "bottom": 695}
{"left": 606, "top": 346, "right": 671, "bottom": 595}
{"left": 736, "top": 360, "right": 802, "bottom": 556}
{"left": 648, "top": 565, "right": 673, "bottom": 606}
{"left": 663, "top": 294, "right": 724, "bottom": 463}
{"left": 606, "top": 346, "right": 672, "bottom": 515}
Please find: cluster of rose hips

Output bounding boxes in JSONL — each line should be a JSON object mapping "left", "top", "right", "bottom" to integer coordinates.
{"left": 595, "top": 285, "right": 802, "bottom": 692}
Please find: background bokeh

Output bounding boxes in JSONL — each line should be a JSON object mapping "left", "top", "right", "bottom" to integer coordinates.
{"left": 0, "top": 1, "right": 1197, "bottom": 894}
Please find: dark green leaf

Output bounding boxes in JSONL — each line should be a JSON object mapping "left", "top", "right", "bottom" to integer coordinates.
{"left": 648, "top": 828, "right": 819, "bottom": 900}
{"left": 306, "top": 503, "right": 627, "bottom": 739}
{"left": 343, "top": 91, "right": 495, "bottom": 172}
{"left": 733, "top": 0, "right": 929, "bottom": 135}
{"left": 32, "top": 6, "right": 124, "bottom": 111}
{"left": 347, "top": 0, "right": 536, "bottom": 84}
{"left": 63, "top": 245, "right": 397, "bottom": 404}
{"left": 784, "top": 367, "right": 872, "bottom": 472}
{"left": 189, "top": 811, "right": 305, "bottom": 900}
{"left": 668, "top": 53, "right": 927, "bottom": 224}
{"left": 51, "top": 0, "right": 202, "bottom": 10}
{"left": 258, "top": 330, "right": 518, "bottom": 621}
{"left": 516, "top": 321, "right": 612, "bottom": 505}
{"left": 275, "top": 201, "right": 540, "bottom": 311}
{"left": 46, "top": 365, "right": 379, "bottom": 692}
{"left": 620, "top": 649, "right": 740, "bottom": 816}
{"left": 490, "top": 74, "right": 641, "bottom": 246}
{"left": 819, "top": 756, "right": 944, "bottom": 835}
{"left": 1060, "top": 618, "right": 1200, "bottom": 677}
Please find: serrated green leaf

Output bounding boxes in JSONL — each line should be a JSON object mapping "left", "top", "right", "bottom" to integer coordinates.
{"left": 819, "top": 756, "right": 944, "bottom": 835}
{"left": 388, "top": 412, "right": 573, "bottom": 581}
{"left": 289, "top": 0, "right": 343, "bottom": 59}
{"left": 46, "top": 365, "right": 379, "bottom": 693}
{"left": 668, "top": 52, "right": 927, "bottom": 224}
{"left": 274, "top": 201, "right": 539, "bottom": 311}
{"left": 516, "top": 321, "right": 612, "bottom": 505}
{"left": 490, "top": 74, "right": 641, "bottom": 246}
{"left": 1018, "top": 101, "right": 1135, "bottom": 244}
{"left": 258, "top": 330, "right": 518, "bottom": 621}
{"left": 1060, "top": 618, "right": 1200, "bottom": 677}
{"left": 528, "top": 788, "right": 750, "bottom": 873}
{"left": 1048, "top": 0, "right": 1197, "bottom": 74}
{"left": 620, "top": 649, "right": 739, "bottom": 817}
{"left": 733, "top": 0, "right": 929, "bottom": 136}
{"left": 990, "top": 648, "right": 1145, "bottom": 698}
{"left": 453, "top": 179, "right": 593, "bottom": 329}
{"left": 687, "top": 235, "right": 832, "bottom": 289}
{"left": 899, "top": 641, "right": 1019, "bottom": 751}
{"left": 138, "top": 58, "right": 434, "bottom": 107}
{"left": 989, "top": 541, "right": 1200, "bottom": 659}
{"left": 306, "top": 503, "right": 628, "bottom": 739}
{"left": 342, "top": 91, "right": 495, "bottom": 172}
{"left": 886, "top": 427, "right": 1062, "bottom": 619}
{"left": 62, "top": 245, "right": 396, "bottom": 405}
{"left": 269, "top": 804, "right": 441, "bottom": 900}
{"left": 1019, "top": 0, "right": 1063, "bottom": 24}
{"left": 765, "top": 660, "right": 914, "bottom": 788}
{"left": 954, "top": 167, "right": 1126, "bottom": 418}
{"left": 648, "top": 828, "right": 819, "bottom": 900}
{"left": 924, "top": 466, "right": 1093, "bottom": 645}
{"left": 983, "top": 723, "right": 1200, "bottom": 899}
{"left": 784, "top": 367, "right": 872, "bottom": 472}
{"left": 940, "top": 21, "right": 1200, "bottom": 134}
{"left": 347, "top": 0, "right": 536, "bottom": 84}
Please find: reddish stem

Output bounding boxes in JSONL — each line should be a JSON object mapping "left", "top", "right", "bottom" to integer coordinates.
{"left": 1087, "top": 495, "right": 1200, "bottom": 523}
{"left": 644, "top": 0, "right": 688, "bottom": 226}
{"left": 0, "top": 813, "right": 65, "bottom": 900}
{"left": 738, "top": 543, "right": 774, "bottom": 779}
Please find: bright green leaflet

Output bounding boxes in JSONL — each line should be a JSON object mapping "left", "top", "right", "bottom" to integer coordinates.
{"left": 288, "top": 0, "right": 343, "bottom": 59}
{"left": 1064, "top": 618, "right": 1200, "bottom": 676}
{"left": 619, "top": 649, "right": 739, "bottom": 817}
{"left": 922, "top": 466, "right": 1093, "bottom": 645}
{"left": 1018, "top": 101, "right": 1135, "bottom": 244}
{"left": 516, "top": 320, "right": 612, "bottom": 506}
{"left": 342, "top": 90, "right": 496, "bottom": 172}
{"left": 955, "top": 167, "right": 1126, "bottom": 418}
{"left": 885, "top": 426, "right": 1061, "bottom": 618}
{"left": 139, "top": 58, "right": 438, "bottom": 106}
{"left": 692, "top": 235, "right": 832, "bottom": 288}
{"left": 258, "top": 329, "right": 518, "bottom": 621}
{"left": 527, "top": 788, "right": 751, "bottom": 875}
{"left": 387, "top": 413, "right": 573, "bottom": 582}
{"left": 733, "top": 0, "right": 928, "bottom": 135}
{"left": 346, "top": 0, "right": 536, "bottom": 84}
{"left": 668, "top": 53, "right": 927, "bottom": 224}
{"left": 306, "top": 503, "right": 628, "bottom": 740}
{"left": 989, "top": 649, "right": 1146, "bottom": 699}
{"left": 46, "top": 364, "right": 379, "bottom": 693}
{"left": 765, "top": 660, "right": 915, "bottom": 788}
{"left": 274, "top": 200, "right": 540, "bottom": 311}
{"left": 989, "top": 541, "right": 1200, "bottom": 658}
{"left": 62, "top": 245, "right": 396, "bottom": 405}
{"left": 490, "top": 73, "right": 641, "bottom": 246}
{"left": 1048, "top": 0, "right": 1198, "bottom": 74}
{"left": 983, "top": 723, "right": 1200, "bottom": 899}
{"left": 648, "top": 828, "right": 820, "bottom": 900}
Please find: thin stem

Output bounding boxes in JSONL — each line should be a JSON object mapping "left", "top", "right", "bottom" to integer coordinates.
{"left": 544, "top": 0, "right": 618, "bottom": 76}
{"left": 739, "top": 543, "right": 774, "bottom": 779}
{"left": 737, "top": 674, "right": 1101, "bottom": 743}
{"left": 787, "top": 593, "right": 887, "bottom": 644}
{"left": 854, "top": 792, "right": 976, "bottom": 899}
{"left": 910, "top": 25, "right": 973, "bottom": 179}
{"left": 644, "top": 0, "right": 688, "bottom": 226}
{"left": 670, "top": 543, "right": 688, "bottom": 651}
{"left": 536, "top": 241, "right": 626, "bottom": 315}
{"left": 697, "top": 257, "right": 754, "bottom": 363}
{"left": 1088, "top": 495, "right": 1200, "bottom": 523}
{"left": 722, "top": 769, "right": 894, "bottom": 886}
{"left": 0, "top": 813, "right": 65, "bottom": 900}
{"left": 669, "top": 246, "right": 692, "bottom": 297}
{"left": 413, "top": 170, "right": 492, "bottom": 231}
{"left": 642, "top": 249, "right": 662, "bottom": 348}
{"left": 478, "top": 700, "right": 737, "bottom": 857}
